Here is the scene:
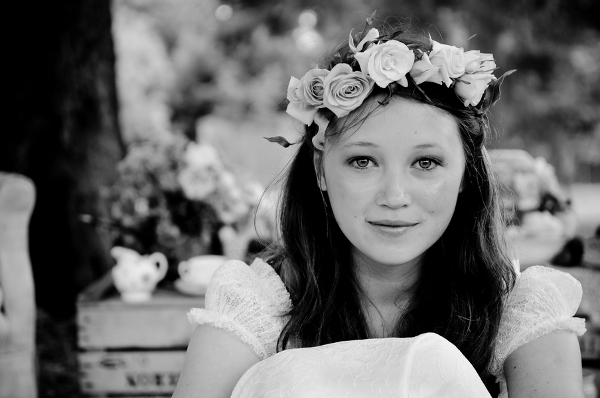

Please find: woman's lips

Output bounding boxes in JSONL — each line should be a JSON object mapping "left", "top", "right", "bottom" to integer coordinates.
{"left": 367, "top": 220, "right": 418, "bottom": 237}
{"left": 368, "top": 220, "right": 418, "bottom": 227}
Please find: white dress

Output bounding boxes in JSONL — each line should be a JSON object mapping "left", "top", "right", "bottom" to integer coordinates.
{"left": 187, "top": 259, "right": 586, "bottom": 398}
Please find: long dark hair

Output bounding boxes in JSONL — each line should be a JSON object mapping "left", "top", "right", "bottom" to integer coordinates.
{"left": 262, "top": 25, "right": 517, "bottom": 384}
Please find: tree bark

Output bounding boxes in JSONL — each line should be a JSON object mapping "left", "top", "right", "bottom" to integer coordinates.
{"left": 4, "top": 0, "right": 124, "bottom": 317}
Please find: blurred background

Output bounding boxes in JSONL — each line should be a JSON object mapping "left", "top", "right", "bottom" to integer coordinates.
{"left": 2, "top": 0, "right": 599, "bottom": 396}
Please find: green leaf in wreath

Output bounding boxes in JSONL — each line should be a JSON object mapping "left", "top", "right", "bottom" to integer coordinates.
{"left": 366, "top": 10, "right": 377, "bottom": 25}
{"left": 476, "top": 69, "right": 516, "bottom": 114}
{"left": 356, "top": 11, "right": 377, "bottom": 44}
{"left": 264, "top": 136, "right": 295, "bottom": 148}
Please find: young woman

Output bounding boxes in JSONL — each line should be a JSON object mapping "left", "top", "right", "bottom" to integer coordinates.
{"left": 172, "top": 20, "right": 586, "bottom": 398}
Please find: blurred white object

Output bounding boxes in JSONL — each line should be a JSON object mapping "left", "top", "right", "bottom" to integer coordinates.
{"left": 508, "top": 212, "right": 567, "bottom": 268}
{"left": 217, "top": 187, "right": 278, "bottom": 261}
{"left": 0, "top": 173, "right": 37, "bottom": 397}
{"left": 254, "top": 188, "right": 279, "bottom": 242}
{"left": 582, "top": 368, "right": 598, "bottom": 398}
{"left": 570, "top": 183, "right": 600, "bottom": 238}
{"left": 177, "top": 143, "right": 223, "bottom": 201}
{"left": 215, "top": 4, "right": 233, "bottom": 21}
{"left": 175, "top": 255, "right": 226, "bottom": 296}
{"left": 509, "top": 234, "right": 566, "bottom": 269}
{"left": 489, "top": 149, "right": 541, "bottom": 211}
{"left": 519, "top": 211, "right": 564, "bottom": 238}
{"left": 219, "top": 225, "right": 249, "bottom": 261}
{"left": 111, "top": 246, "right": 168, "bottom": 302}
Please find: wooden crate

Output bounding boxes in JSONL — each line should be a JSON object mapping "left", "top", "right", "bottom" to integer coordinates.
{"left": 78, "top": 351, "right": 186, "bottom": 395}
{"left": 77, "top": 272, "right": 204, "bottom": 396}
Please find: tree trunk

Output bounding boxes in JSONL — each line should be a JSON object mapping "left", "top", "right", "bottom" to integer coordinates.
{"left": 4, "top": 0, "right": 124, "bottom": 318}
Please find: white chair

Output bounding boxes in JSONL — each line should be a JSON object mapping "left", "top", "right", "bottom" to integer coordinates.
{"left": 0, "top": 172, "right": 37, "bottom": 398}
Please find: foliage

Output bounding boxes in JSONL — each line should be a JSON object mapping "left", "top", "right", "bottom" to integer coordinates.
{"left": 106, "top": 134, "right": 264, "bottom": 270}
{"left": 112, "top": 0, "right": 600, "bottom": 219}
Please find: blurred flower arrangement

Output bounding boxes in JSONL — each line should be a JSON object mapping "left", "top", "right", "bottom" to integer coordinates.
{"left": 105, "top": 135, "right": 269, "bottom": 275}
{"left": 490, "top": 149, "right": 581, "bottom": 267}
{"left": 490, "top": 150, "right": 574, "bottom": 231}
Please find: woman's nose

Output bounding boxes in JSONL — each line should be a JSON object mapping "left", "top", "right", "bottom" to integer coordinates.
{"left": 375, "top": 171, "right": 412, "bottom": 209}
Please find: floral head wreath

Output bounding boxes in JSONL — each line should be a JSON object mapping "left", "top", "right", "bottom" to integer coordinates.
{"left": 267, "top": 12, "right": 515, "bottom": 150}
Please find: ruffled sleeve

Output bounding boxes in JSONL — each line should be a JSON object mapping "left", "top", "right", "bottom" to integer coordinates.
{"left": 187, "top": 258, "right": 292, "bottom": 360}
{"left": 490, "top": 265, "right": 586, "bottom": 378}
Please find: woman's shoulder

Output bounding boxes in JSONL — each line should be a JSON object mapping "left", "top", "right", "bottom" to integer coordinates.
{"left": 491, "top": 265, "right": 586, "bottom": 377}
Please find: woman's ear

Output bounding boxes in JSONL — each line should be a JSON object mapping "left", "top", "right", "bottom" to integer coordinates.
{"left": 313, "top": 151, "right": 327, "bottom": 191}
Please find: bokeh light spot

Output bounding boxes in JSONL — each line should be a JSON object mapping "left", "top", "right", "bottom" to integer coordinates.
{"left": 293, "top": 27, "right": 323, "bottom": 53}
{"left": 298, "top": 10, "right": 317, "bottom": 28}
{"left": 215, "top": 5, "right": 233, "bottom": 21}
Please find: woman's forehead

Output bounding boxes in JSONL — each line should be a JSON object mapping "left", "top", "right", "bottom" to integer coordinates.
{"left": 332, "top": 99, "right": 461, "bottom": 151}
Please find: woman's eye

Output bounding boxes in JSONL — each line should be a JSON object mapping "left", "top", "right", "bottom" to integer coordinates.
{"left": 352, "top": 158, "right": 372, "bottom": 169}
{"left": 415, "top": 158, "right": 439, "bottom": 171}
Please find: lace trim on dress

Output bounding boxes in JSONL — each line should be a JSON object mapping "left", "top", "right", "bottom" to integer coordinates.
{"left": 249, "top": 258, "right": 293, "bottom": 315}
{"left": 490, "top": 265, "right": 586, "bottom": 378}
{"left": 187, "top": 259, "right": 292, "bottom": 360}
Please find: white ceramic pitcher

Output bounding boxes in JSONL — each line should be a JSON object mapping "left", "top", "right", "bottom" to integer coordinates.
{"left": 111, "top": 246, "right": 168, "bottom": 303}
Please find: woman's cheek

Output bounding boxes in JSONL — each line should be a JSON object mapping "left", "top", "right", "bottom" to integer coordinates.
{"left": 331, "top": 172, "right": 373, "bottom": 200}
{"left": 418, "top": 178, "right": 454, "bottom": 212}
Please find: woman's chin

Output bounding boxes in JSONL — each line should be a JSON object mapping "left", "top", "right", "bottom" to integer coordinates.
{"left": 352, "top": 247, "right": 426, "bottom": 269}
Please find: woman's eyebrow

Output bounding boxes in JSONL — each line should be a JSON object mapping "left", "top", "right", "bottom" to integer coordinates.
{"left": 413, "top": 143, "right": 442, "bottom": 149}
{"left": 341, "top": 141, "right": 379, "bottom": 149}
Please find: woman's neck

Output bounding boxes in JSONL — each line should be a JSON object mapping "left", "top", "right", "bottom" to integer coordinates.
{"left": 352, "top": 250, "right": 422, "bottom": 337}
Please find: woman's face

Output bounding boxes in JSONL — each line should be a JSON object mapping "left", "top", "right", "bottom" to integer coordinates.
{"left": 319, "top": 99, "right": 466, "bottom": 269}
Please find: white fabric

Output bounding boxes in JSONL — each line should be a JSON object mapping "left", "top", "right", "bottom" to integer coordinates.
{"left": 232, "top": 333, "right": 491, "bottom": 398}
{"left": 188, "top": 260, "right": 585, "bottom": 397}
